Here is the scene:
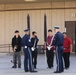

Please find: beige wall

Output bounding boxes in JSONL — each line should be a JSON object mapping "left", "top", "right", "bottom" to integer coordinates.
{"left": 0, "top": 10, "right": 65, "bottom": 45}
{"left": 0, "top": 1, "right": 76, "bottom": 52}
{"left": 0, "top": 1, "right": 76, "bottom": 11}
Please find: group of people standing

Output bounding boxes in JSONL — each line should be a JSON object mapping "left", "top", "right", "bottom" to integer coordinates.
{"left": 12, "top": 29, "right": 39, "bottom": 73}
{"left": 45, "top": 26, "right": 72, "bottom": 73}
{"left": 11, "top": 26, "right": 72, "bottom": 73}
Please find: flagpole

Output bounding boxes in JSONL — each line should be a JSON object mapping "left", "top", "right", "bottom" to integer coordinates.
{"left": 27, "top": 14, "right": 30, "bottom": 36}
{"left": 44, "top": 14, "right": 47, "bottom": 68}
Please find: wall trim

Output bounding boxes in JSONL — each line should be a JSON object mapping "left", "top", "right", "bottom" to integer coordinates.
{"left": 0, "top": 7, "right": 76, "bottom": 12}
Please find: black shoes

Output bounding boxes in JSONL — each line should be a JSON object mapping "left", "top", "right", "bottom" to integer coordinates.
{"left": 48, "top": 67, "right": 52, "bottom": 69}
{"left": 54, "top": 70, "right": 64, "bottom": 73}
{"left": 54, "top": 71, "right": 61, "bottom": 73}
{"left": 25, "top": 70, "right": 29, "bottom": 72}
{"left": 18, "top": 66, "right": 21, "bottom": 68}
{"left": 12, "top": 65, "right": 21, "bottom": 68}
{"left": 25, "top": 69, "right": 37, "bottom": 73}
{"left": 25, "top": 70, "right": 37, "bottom": 73}
{"left": 30, "top": 70, "right": 38, "bottom": 73}
{"left": 65, "top": 67, "right": 69, "bottom": 69}
{"left": 47, "top": 66, "right": 53, "bottom": 69}
{"left": 12, "top": 65, "right": 17, "bottom": 68}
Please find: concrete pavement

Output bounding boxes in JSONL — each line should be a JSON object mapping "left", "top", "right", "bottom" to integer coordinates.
{"left": 0, "top": 53, "right": 76, "bottom": 75}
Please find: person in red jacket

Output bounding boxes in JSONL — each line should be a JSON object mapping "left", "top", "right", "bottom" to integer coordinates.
{"left": 63, "top": 32, "right": 72, "bottom": 69}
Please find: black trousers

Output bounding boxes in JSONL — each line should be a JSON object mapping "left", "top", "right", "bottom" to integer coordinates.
{"left": 32, "top": 51, "right": 38, "bottom": 67}
{"left": 63, "top": 52, "right": 70, "bottom": 69}
{"left": 46, "top": 49, "right": 54, "bottom": 68}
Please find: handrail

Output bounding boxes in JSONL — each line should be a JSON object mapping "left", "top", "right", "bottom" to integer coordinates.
{"left": 0, "top": 44, "right": 11, "bottom": 48}
{"left": 0, "top": 44, "right": 11, "bottom": 53}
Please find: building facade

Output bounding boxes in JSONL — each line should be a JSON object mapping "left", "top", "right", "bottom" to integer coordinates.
{"left": 0, "top": 1, "right": 76, "bottom": 52}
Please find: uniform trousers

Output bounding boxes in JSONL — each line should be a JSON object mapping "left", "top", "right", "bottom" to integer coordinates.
{"left": 56, "top": 46, "right": 64, "bottom": 72}
{"left": 24, "top": 47, "right": 34, "bottom": 71}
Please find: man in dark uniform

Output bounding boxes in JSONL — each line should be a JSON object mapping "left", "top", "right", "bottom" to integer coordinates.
{"left": 45, "top": 29, "right": 55, "bottom": 69}
{"left": 52, "top": 26, "right": 64, "bottom": 73}
{"left": 31, "top": 31, "right": 39, "bottom": 69}
{"left": 22, "top": 29, "right": 37, "bottom": 73}
{"left": 12, "top": 30, "right": 22, "bottom": 68}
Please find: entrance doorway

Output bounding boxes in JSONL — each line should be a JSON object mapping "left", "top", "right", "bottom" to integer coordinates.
{"left": 65, "top": 21, "right": 76, "bottom": 53}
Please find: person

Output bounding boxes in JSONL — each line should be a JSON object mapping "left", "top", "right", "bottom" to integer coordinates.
{"left": 12, "top": 30, "right": 22, "bottom": 68}
{"left": 63, "top": 32, "right": 72, "bottom": 69}
{"left": 22, "top": 29, "right": 37, "bottom": 73}
{"left": 45, "top": 29, "right": 54, "bottom": 69}
{"left": 52, "top": 26, "right": 64, "bottom": 73}
{"left": 31, "top": 31, "right": 39, "bottom": 69}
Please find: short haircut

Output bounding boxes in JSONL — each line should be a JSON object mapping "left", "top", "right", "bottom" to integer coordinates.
{"left": 15, "top": 30, "right": 19, "bottom": 33}
{"left": 48, "top": 29, "right": 52, "bottom": 32}
{"left": 32, "top": 31, "right": 36, "bottom": 35}
{"left": 63, "top": 32, "right": 67, "bottom": 35}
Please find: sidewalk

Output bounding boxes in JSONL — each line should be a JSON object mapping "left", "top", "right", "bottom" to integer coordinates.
{"left": 0, "top": 53, "right": 76, "bottom": 75}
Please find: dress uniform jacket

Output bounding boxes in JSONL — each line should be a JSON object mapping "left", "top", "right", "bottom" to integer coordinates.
{"left": 22, "top": 34, "right": 34, "bottom": 72}
{"left": 52, "top": 31, "right": 64, "bottom": 72}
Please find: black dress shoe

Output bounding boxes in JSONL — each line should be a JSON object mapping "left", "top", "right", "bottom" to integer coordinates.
{"left": 49, "top": 67, "right": 52, "bottom": 69}
{"left": 65, "top": 67, "right": 69, "bottom": 69}
{"left": 18, "top": 66, "right": 21, "bottom": 68}
{"left": 61, "top": 70, "right": 64, "bottom": 72}
{"left": 30, "top": 70, "right": 37, "bottom": 73}
{"left": 12, "top": 66, "right": 17, "bottom": 68}
{"left": 54, "top": 71, "right": 62, "bottom": 73}
{"left": 25, "top": 70, "right": 29, "bottom": 72}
